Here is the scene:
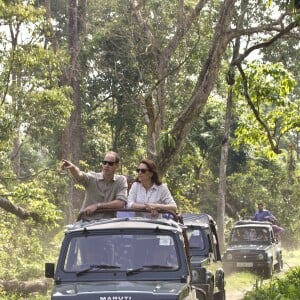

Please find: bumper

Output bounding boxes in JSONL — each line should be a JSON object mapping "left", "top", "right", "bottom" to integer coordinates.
{"left": 223, "top": 260, "right": 271, "bottom": 271}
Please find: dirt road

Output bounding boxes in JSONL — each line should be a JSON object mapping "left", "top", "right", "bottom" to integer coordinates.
{"left": 226, "top": 287, "right": 252, "bottom": 300}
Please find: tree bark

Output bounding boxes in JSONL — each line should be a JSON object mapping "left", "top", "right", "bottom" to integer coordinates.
{"left": 157, "top": 0, "right": 236, "bottom": 176}
{"left": 216, "top": 0, "right": 246, "bottom": 252}
{"left": 60, "top": 0, "right": 86, "bottom": 223}
{"left": 217, "top": 87, "right": 232, "bottom": 252}
{"left": 131, "top": 0, "right": 210, "bottom": 159}
{"left": 10, "top": 137, "right": 21, "bottom": 177}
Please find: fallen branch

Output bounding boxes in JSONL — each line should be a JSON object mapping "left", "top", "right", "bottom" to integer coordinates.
{"left": 0, "top": 278, "right": 52, "bottom": 295}
{"left": 0, "top": 197, "right": 43, "bottom": 223}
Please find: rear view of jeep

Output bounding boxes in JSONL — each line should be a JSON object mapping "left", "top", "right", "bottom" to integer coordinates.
{"left": 45, "top": 214, "right": 200, "bottom": 299}
{"left": 183, "top": 213, "right": 226, "bottom": 300}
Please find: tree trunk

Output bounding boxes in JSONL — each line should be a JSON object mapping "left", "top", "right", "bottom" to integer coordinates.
{"left": 157, "top": 0, "right": 236, "bottom": 176}
{"left": 10, "top": 137, "right": 21, "bottom": 177}
{"left": 60, "top": 0, "right": 86, "bottom": 223}
{"left": 217, "top": 86, "right": 232, "bottom": 252}
{"left": 216, "top": 0, "right": 246, "bottom": 252}
{"left": 131, "top": 0, "right": 236, "bottom": 174}
{"left": 10, "top": 31, "right": 21, "bottom": 177}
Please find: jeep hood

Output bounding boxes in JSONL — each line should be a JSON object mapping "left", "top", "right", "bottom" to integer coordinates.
{"left": 226, "top": 244, "right": 271, "bottom": 252}
{"left": 190, "top": 255, "right": 211, "bottom": 267}
{"left": 51, "top": 281, "right": 192, "bottom": 299}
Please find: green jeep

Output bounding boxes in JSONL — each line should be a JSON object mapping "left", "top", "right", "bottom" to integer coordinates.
{"left": 45, "top": 209, "right": 209, "bottom": 299}
{"left": 183, "top": 213, "right": 226, "bottom": 300}
{"left": 222, "top": 220, "right": 283, "bottom": 278}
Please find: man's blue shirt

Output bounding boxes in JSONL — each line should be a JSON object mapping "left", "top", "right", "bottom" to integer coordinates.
{"left": 252, "top": 210, "right": 275, "bottom": 221}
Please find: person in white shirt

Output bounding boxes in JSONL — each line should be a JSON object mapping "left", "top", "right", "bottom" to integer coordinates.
{"left": 127, "top": 159, "right": 177, "bottom": 218}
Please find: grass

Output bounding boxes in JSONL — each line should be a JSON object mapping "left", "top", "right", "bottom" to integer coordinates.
{"left": 225, "top": 271, "right": 258, "bottom": 291}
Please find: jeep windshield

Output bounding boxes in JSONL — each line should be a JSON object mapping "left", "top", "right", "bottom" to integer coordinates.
{"left": 186, "top": 228, "right": 205, "bottom": 250}
{"left": 63, "top": 232, "right": 179, "bottom": 273}
{"left": 229, "top": 227, "right": 270, "bottom": 245}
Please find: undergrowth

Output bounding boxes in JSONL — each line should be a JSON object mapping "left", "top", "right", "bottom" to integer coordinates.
{"left": 243, "top": 267, "right": 300, "bottom": 300}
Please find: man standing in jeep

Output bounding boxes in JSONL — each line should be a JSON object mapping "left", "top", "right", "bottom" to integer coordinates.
{"left": 61, "top": 151, "right": 127, "bottom": 219}
{"left": 252, "top": 203, "right": 284, "bottom": 237}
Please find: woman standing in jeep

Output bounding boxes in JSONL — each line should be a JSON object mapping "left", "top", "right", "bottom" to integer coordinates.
{"left": 127, "top": 159, "right": 177, "bottom": 218}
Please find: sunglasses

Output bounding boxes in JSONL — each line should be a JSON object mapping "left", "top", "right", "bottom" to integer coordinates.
{"left": 102, "top": 160, "right": 115, "bottom": 166}
{"left": 136, "top": 168, "right": 149, "bottom": 174}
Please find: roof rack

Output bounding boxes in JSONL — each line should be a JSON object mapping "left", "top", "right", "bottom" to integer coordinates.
{"left": 234, "top": 219, "right": 273, "bottom": 226}
{"left": 76, "top": 208, "right": 180, "bottom": 222}
{"left": 181, "top": 213, "right": 214, "bottom": 225}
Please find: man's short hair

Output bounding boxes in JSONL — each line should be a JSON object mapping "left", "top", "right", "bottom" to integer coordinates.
{"left": 106, "top": 151, "right": 120, "bottom": 164}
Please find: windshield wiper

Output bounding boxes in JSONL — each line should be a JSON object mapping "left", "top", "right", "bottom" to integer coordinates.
{"left": 126, "top": 265, "right": 174, "bottom": 275}
{"left": 126, "top": 267, "right": 145, "bottom": 275}
{"left": 142, "top": 264, "right": 175, "bottom": 269}
{"left": 76, "top": 264, "right": 120, "bottom": 276}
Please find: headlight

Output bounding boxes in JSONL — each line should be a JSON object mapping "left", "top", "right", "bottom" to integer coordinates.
{"left": 191, "top": 268, "right": 206, "bottom": 283}
{"left": 257, "top": 253, "right": 264, "bottom": 260}
{"left": 226, "top": 253, "right": 233, "bottom": 260}
{"left": 192, "top": 269, "right": 200, "bottom": 281}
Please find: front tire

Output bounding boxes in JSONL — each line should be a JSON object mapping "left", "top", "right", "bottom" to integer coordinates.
{"left": 214, "top": 290, "right": 226, "bottom": 300}
{"left": 264, "top": 261, "right": 273, "bottom": 279}
{"left": 275, "top": 254, "right": 283, "bottom": 272}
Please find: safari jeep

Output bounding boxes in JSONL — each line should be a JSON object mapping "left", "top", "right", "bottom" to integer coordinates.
{"left": 183, "top": 213, "right": 226, "bottom": 300}
{"left": 222, "top": 220, "right": 283, "bottom": 278}
{"left": 45, "top": 209, "right": 208, "bottom": 299}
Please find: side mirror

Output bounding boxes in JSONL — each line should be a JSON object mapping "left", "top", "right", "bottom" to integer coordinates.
{"left": 45, "top": 262, "right": 55, "bottom": 278}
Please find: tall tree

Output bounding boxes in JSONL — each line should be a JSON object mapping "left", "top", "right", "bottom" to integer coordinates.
{"left": 90, "top": 0, "right": 299, "bottom": 176}
{"left": 48, "top": 0, "right": 299, "bottom": 222}
{"left": 0, "top": 0, "right": 72, "bottom": 219}
{"left": 0, "top": 1, "right": 73, "bottom": 288}
{"left": 217, "top": 0, "right": 247, "bottom": 250}
{"left": 44, "top": 0, "right": 87, "bottom": 221}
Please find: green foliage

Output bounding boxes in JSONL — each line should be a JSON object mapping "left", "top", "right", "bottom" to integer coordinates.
{"left": 226, "top": 150, "right": 300, "bottom": 248}
{"left": 0, "top": 292, "right": 49, "bottom": 300}
{"left": 0, "top": 47, "right": 72, "bottom": 141}
{"left": 0, "top": 0, "right": 46, "bottom": 23}
{"left": 0, "top": 211, "right": 55, "bottom": 280}
{"left": 233, "top": 62, "right": 299, "bottom": 155}
{"left": 243, "top": 267, "right": 300, "bottom": 300}
{"left": 227, "top": 158, "right": 283, "bottom": 214}
{"left": 0, "top": 0, "right": 73, "bottom": 146}
{"left": 166, "top": 140, "right": 217, "bottom": 216}
{"left": 0, "top": 1, "right": 70, "bottom": 293}
{"left": 157, "top": 130, "right": 176, "bottom": 151}
{"left": 78, "top": 0, "right": 221, "bottom": 164}
{"left": 0, "top": 1, "right": 300, "bottom": 298}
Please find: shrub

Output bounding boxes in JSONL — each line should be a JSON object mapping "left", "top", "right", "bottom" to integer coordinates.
{"left": 243, "top": 267, "right": 300, "bottom": 300}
